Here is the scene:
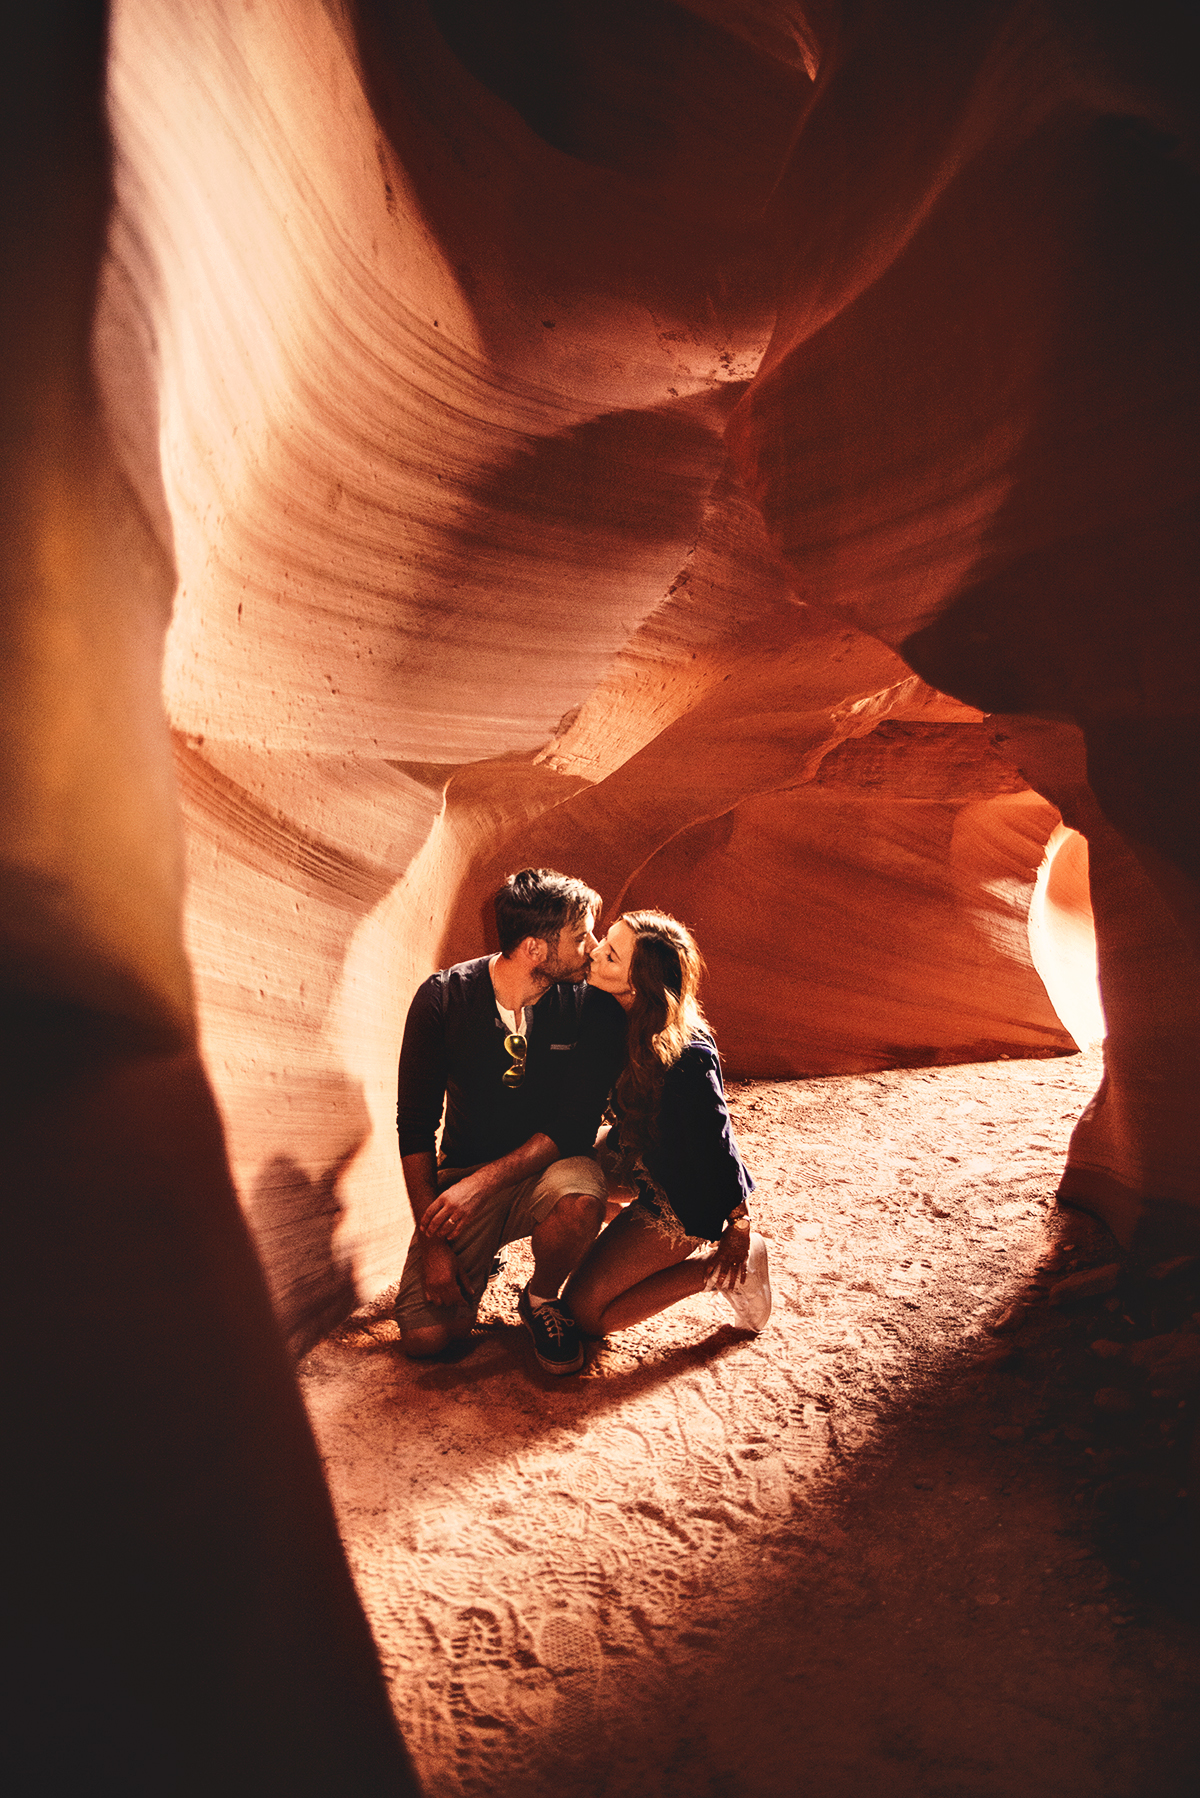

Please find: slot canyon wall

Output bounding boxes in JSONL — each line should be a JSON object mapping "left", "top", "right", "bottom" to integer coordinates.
{"left": 2, "top": 0, "right": 1197, "bottom": 1784}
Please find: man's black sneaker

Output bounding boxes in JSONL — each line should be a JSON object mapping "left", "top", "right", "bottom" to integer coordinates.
{"left": 517, "top": 1285, "right": 584, "bottom": 1375}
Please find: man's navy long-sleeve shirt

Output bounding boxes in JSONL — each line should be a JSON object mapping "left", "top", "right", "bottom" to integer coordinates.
{"left": 396, "top": 957, "right": 626, "bottom": 1169}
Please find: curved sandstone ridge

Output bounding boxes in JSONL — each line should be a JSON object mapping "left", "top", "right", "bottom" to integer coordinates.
{"left": 3, "top": 0, "right": 1197, "bottom": 1780}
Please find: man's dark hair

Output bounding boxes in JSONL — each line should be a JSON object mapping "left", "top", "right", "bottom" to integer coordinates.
{"left": 494, "top": 868, "right": 602, "bottom": 955}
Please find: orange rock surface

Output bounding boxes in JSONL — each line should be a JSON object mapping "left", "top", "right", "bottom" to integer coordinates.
{"left": 3, "top": 0, "right": 1198, "bottom": 1780}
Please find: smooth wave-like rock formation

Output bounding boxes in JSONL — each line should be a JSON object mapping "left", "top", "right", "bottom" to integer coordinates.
{"left": 726, "top": 0, "right": 1200, "bottom": 1251}
{"left": 4, "top": 0, "right": 1197, "bottom": 1780}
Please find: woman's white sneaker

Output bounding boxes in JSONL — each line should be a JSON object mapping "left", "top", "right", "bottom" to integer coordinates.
{"left": 721, "top": 1233, "right": 772, "bottom": 1333}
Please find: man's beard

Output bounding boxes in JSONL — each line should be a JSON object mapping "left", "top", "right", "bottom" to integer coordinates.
{"left": 537, "top": 952, "right": 589, "bottom": 986}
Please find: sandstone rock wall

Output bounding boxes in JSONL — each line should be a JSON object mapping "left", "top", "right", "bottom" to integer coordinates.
{"left": 4, "top": 0, "right": 1198, "bottom": 1774}
{"left": 2, "top": 4, "right": 416, "bottom": 1787}
{"left": 45, "top": 0, "right": 1196, "bottom": 1340}
{"left": 96, "top": 0, "right": 1136, "bottom": 1354}
{"left": 725, "top": 0, "right": 1200, "bottom": 1249}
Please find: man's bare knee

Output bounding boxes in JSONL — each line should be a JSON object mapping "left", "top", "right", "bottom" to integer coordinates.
{"left": 400, "top": 1322, "right": 468, "bottom": 1359}
{"left": 548, "top": 1189, "right": 604, "bottom": 1228}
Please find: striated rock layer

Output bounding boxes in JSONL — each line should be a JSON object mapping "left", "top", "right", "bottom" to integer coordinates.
{"left": 104, "top": 0, "right": 1087, "bottom": 1349}
{"left": 1, "top": 4, "right": 413, "bottom": 1790}
{"left": 725, "top": 0, "right": 1200, "bottom": 1250}
{"left": 3, "top": 0, "right": 1198, "bottom": 1778}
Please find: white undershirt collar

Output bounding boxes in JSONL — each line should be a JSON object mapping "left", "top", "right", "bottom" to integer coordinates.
{"left": 489, "top": 954, "right": 530, "bottom": 1036}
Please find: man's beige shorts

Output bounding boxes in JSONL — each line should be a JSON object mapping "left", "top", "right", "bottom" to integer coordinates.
{"left": 394, "top": 1155, "right": 606, "bottom": 1333}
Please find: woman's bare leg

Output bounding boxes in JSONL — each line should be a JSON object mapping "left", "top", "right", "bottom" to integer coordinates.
{"left": 564, "top": 1204, "right": 715, "bottom": 1337}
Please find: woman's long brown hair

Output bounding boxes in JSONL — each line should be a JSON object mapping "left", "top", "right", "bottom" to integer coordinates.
{"left": 611, "top": 910, "right": 708, "bottom": 1179}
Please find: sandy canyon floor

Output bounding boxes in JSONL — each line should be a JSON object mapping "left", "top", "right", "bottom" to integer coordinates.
{"left": 300, "top": 1047, "right": 1200, "bottom": 1797}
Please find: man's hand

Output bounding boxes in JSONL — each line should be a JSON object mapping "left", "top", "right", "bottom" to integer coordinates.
{"left": 420, "top": 1234, "right": 470, "bottom": 1308}
{"left": 421, "top": 1168, "right": 492, "bottom": 1242}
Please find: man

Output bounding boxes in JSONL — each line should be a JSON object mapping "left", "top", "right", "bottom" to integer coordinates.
{"left": 394, "top": 868, "right": 626, "bottom": 1373}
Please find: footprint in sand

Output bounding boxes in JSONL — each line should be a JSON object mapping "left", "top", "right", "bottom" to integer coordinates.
{"left": 539, "top": 1614, "right": 603, "bottom": 1758}
{"left": 448, "top": 1604, "right": 512, "bottom": 1730}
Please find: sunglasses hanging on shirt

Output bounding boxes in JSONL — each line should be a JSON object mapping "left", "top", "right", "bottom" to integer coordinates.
{"left": 502, "top": 1032, "right": 527, "bottom": 1087}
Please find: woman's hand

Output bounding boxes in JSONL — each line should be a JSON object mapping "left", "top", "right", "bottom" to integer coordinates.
{"left": 707, "top": 1207, "right": 751, "bottom": 1290}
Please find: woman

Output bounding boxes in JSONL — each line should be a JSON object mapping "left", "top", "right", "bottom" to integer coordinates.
{"left": 563, "top": 909, "right": 771, "bottom": 1340}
